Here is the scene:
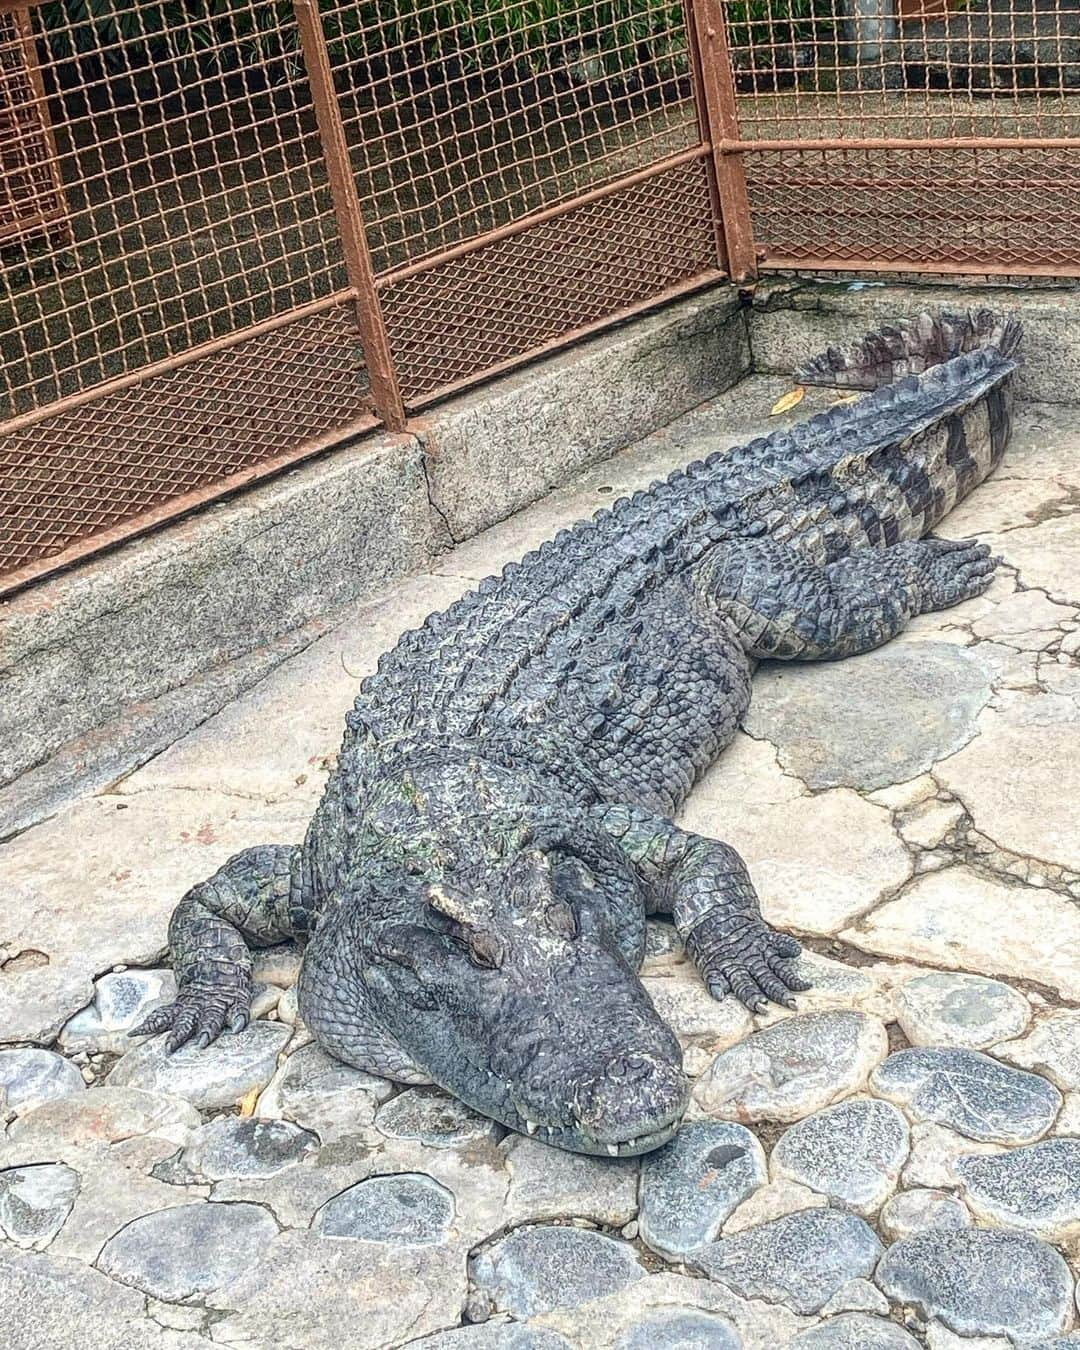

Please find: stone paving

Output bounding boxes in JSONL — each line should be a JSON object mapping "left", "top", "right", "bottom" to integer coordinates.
{"left": 3, "top": 375, "right": 1080, "bottom": 1349}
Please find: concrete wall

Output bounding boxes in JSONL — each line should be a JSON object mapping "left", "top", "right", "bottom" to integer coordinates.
{"left": 1, "top": 287, "right": 750, "bottom": 821}
{"left": 750, "top": 277, "right": 1080, "bottom": 405}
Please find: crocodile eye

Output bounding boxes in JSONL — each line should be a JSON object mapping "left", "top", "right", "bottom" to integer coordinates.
{"left": 468, "top": 931, "right": 503, "bottom": 970}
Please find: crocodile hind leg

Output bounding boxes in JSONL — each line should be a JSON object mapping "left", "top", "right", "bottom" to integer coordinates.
{"left": 131, "top": 844, "right": 312, "bottom": 1051}
{"left": 700, "top": 535, "right": 999, "bottom": 661}
{"left": 598, "top": 806, "right": 810, "bottom": 1013}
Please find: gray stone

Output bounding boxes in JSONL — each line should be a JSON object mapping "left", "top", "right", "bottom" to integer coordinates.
{"left": 693, "top": 1012, "right": 888, "bottom": 1123}
{"left": 956, "top": 1138, "right": 1080, "bottom": 1241}
{"left": 59, "top": 968, "right": 178, "bottom": 1055}
{"left": 411, "top": 1327, "right": 574, "bottom": 1349}
{"left": 818, "top": 1278, "right": 889, "bottom": 1317}
{"left": 893, "top": 973, "right": 1030, "bottom": 1051}
{"left": 256, "top": 1041, "right": 393, "bottom": 1139}
{"left": 639, "top": 1121, "right": 766, "bottom": 1258}
{"left": 7, "top": 1085, "right": 199, "bottom": 1149}
{"left": 96, "top": 1201, "right": 278, "bottom": 1302}
{"left": 204, "top": 1227, "right": 467, "bottom": 1348}
{"left": 109, "top": 1020, "right": 290, "bottom": 1111}
{"left": 640, "top": 977, "right": 753, "bottom": 1053}
{"left": 789, "top": 1315, "right": 921, "bottom": 1349}
{"left": 0, "top": 1048, "right": 86, "bottom": 1116}
{"left": 314, "top": 1172, "right": 455, "bottom": 1245}
{"left": 996, "top": 1010, "right": 1080, "bottom": 1091}
{"left": 875, "top": 1228, "right": 1074, "bottom": 1341}
{"left": 743, "top": 642, "right": 991, "bottom": 791}
{"left": 503, "top": 1134, "right": 639, "bottom": 1228}
{"left": 0, "top": 1246, "right": 217, "bottom": 1350}
{"left": 614, "top": 1307, "right": 743, "bottom": 1349}
{"left": 771, "top": 1098, "right": 909, "bottom": 1214}
{"left": 870, "top": 1047, "right": 1061, "bottom": 1143}
{"left": 0, "top": 1163, "right": 79, "bottom": 1249}
{"left": 471, "top": 1225, "right": 647, "bottom": 1318}
{"left": 376, "top": 1087, "right": 499, "bottom": 1148}
{"left": 171, "top": 1116, "right": 318, "bottom": 1182}
{"left": 879, "top": 1188, "right": 971, "bottom": 1243}
{"left": 690, "top": 1208, "right": 883, "bottom": 1315}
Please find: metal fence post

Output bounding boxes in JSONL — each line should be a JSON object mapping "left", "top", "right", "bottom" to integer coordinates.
{"left": 292, "top": 0, "right": 407, "bottom": 431}
{"left": 686, "top": 0, "right": 758, "bottom": 283}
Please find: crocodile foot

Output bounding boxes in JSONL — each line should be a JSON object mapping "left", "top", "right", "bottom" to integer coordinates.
{"left": 130, "top": 983, "right": 251, "bottom": 1053}
{"left": 916, "top": 537, "right": 1001, "bottom": 611}
{"left": 686, "top": 914, "right": 811, "bottom": 1014}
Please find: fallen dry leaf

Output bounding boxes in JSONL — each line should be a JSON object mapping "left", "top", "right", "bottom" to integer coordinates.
{"left": 238, "top": 1087, "right": 259, "bottom": 1117}
{"left": 769, "top": 386, "right": 805, "bottom": 416}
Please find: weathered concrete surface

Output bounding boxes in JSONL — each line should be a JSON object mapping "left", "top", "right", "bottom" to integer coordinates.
{"left": 3, "top": 374, "right": 1080, "bottom": 1347}
{"left": 1, "top": 288, "right": 749, "bottom": 828}
{"left": 750, "top": 276, "right": 1080, "bottom": 404}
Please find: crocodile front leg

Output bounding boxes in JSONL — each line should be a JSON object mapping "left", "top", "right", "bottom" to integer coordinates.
{"left": 132, "top": 844, "right": 313, "bottom": 1051}
{"left": 598, "top": 806, "right": 809, "bottom": 1013}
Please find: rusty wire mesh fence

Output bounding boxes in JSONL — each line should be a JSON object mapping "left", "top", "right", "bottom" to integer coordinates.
{"left": 3, "top": 0, "right": 1080, "bottom": 593}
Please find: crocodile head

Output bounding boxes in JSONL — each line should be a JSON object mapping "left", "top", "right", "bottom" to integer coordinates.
{"left": 302, "top": 755, "right": 689, "bottom": 1155}
{"left": 362, "top": 845, "right": 689, "bottom": 1156}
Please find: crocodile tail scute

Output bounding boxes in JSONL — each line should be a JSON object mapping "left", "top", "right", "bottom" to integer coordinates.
{"left": 794, "top": 309, "right": 1023, "bottom": 391}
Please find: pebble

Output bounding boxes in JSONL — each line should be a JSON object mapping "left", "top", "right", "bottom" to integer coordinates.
{"left": 789, "top": 1314, "right": 922, "bottom": 1349}
{"left": 875, "top": 1228, "right": 1074, "bottom": 1341}
{"left": 689, "top": 1207, "right": 883, "bottom": 1314}
{"left": 376, "top": 1087, "right": 499, "bottom": 1149}
{"left": 771, "top": 1098, "right": 909, "bottom": 1214}
{"left": 58, "top": 969, "right": 177, "bottom": 1055}
{"left": 314, "top": 1172, "right": 455, "bottom": 1245}
{"left": 613, "top": 1308, "right": 742, "bottom": 1348}
{"left": 0, "top": 1163, "right": 80, "bottom": 1249}
{"left": 170, "top": 1116, "right": 319, "bottom": 1182}
{"left": 956, "top": 1137, "right": 1080, "bottom": 1241}
{"left": 995, "top": 1010, "right": 1080, "bottom": 1090}
{"left": 0, "top": 1048, "right": 86, "bottom": 1116}
{"left": 818, "top": 1278, "right": 889, "bottom": 1317}
{"left": 893, "top": 973, "right": 1030, "bottom": 1050}
{"left": 639, "top": 1120, "right": 766, "bottom": 1258}
{"left": 503, "top": 1134, "right": 639, "bottom": 1228}
{"left": 96, "top": 1200, "right": 278, "bottom": 1302}
{"left": 256, "top": 1042, "right": 393, "bottom": 1140}
{"left": 692, "top": 1012, "right": 888, "bottom": 1123}
{"left": 870, "top": 1046, "right": 1061, "bottom": 1143}
{"left": 470, "top": 1225, "right": 646, "bottom": 1318}
{"left": 879, "top": 1188, "right": 972, "bottom": 1242}
{"left": 723, "top": 1177, "right": 826, "bottom": 1235}
{"left": 109, "top": 1020, "right": 291, "bottom": 1111}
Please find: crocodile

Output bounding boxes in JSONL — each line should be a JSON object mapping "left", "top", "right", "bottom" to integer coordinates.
{"left": 136, "top": 309, "right": 1021, "bottom": 1156}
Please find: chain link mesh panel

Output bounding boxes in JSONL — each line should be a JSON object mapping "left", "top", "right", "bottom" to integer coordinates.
{"left": 718, "top": 0, "right": 1080, "bottom": 273}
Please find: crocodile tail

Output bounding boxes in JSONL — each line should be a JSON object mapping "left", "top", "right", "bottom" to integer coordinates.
{"left": 794, "top": 309, "right": 1023, "bottom": 392}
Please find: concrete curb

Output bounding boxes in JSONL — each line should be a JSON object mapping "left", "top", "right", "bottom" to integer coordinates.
{"left": 749, "top": 277, "right": 1080, "bottom": 405}
{"left": 1, "top": 286, "right": 749, "bottom": 826}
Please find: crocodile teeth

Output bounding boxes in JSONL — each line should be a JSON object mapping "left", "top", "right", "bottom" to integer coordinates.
{"left": 606, "top": 1144, "right": 619, "bottom": 1157}
{"left": 524, "top": 1120, "right": 538, "bottom": 1135}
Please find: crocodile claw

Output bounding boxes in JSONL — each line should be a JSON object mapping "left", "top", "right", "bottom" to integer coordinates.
{"left": 688, "top": 918, "right": 811, "bottom": 1014}
{"left": 129, "top": 984, "right": 252, "bottom": 1054}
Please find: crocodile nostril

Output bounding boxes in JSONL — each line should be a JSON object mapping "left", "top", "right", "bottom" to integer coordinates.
{"left": 607, "top": 1053, "right": 652, "bottom": 1082}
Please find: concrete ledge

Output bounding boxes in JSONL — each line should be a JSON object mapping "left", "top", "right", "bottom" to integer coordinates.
{"left": 1, "top": 285, "right": 749, "bottom": 819}
{"left": 419, "top": 289, "right": 750, "bottom": 540}
{"left": 750, "top": 277, "right": 1080, "bottom": 405}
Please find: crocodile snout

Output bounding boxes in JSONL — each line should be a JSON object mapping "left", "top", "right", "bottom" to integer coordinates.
{"left": 571, "top": 1050, "right": 689, "bottom": 1155}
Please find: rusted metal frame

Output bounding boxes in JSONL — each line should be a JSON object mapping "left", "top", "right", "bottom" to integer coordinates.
{"left": 684, "top": 0, "right": 728, "bottom": 270}
{"left": 684, "top": 0, "right": 757, "bottom": 282}
{"left": 5, "top": 4, "right": 73, "bottom": 248}
{"left": 0, "top": 289, "right": 356, "bottom": 436}
{"left": 759, "top": 254, "right": 1080, "bottom": 279}
{"left": 0, "top": 408, "right": 381, "bottom": 601}
{"left": 401, "top": 269, "right": 726, "bottom": 413}
{"left": 292, "top": 0, "right": 405, "bottom": 433}
{"left": 374, "top": 146, "right": 714, "bottom": 290}
{"left": 725, "top": 136, "right": 1080, "bottom": 153}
